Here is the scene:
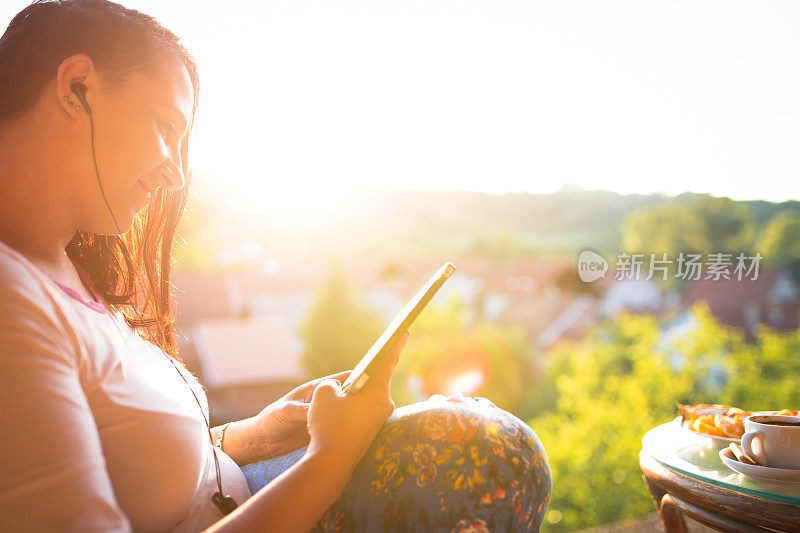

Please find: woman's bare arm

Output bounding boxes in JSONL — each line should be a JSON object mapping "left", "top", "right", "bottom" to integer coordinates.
{"left": 204, "top": 448, "right": 352, "bottom": 533}
{"left": 208, "top": 331, "right": 410, "bottom": 532}
{"left": 210, "top": 419, "right": 258, "bottom": 466}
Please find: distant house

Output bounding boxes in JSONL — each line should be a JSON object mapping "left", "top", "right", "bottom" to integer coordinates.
{"left": 182, "top": 316, "right": 305, "bottom": 424}
{"left": 173, "top": 271, "right": 244, "bottom": 327}
{"left": 370, "top": 258, "right": 486, "bottom": 320}
{"left": 473, "top": 258, "right": 573, "bottom": 319}
{"left": 683, "top": 270, "right": 800, "bottom": 340}
{"left": 472, "top": 259, "right": 597, "bottom": 350}
{"left": 536, "top": 294, "right": 598, "bottom": 350}
{"left": 598, "top": 278, "right": 671, "bottom": 318}
{"left": 173, "top": 263, "right": 323, "bottom": 334}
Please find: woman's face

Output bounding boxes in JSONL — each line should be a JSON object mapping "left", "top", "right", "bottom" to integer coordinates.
{"left": 74, "top": 56, "right": 193, "bottom": 234}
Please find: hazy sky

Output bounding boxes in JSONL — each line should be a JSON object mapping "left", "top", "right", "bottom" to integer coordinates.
{"left": 4, "top": 0, "right": 800, "bottom": 202}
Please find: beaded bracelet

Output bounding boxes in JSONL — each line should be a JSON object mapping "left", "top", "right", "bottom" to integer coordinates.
{"left": 215, "top": 422, "right": 233, "bottom": 451}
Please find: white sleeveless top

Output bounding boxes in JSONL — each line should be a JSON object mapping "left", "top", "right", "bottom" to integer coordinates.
{"left": 0, "top": 239, "right": 251, "bottom": 532}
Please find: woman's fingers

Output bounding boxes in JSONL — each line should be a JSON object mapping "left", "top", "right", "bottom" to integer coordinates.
{"left": 326, "top": 370, "right": 352, "bottom": 383}
{"left": 281, "top": 400, "right": 311, "bottom": 422}
{"left": 312, "top": 378, "right": 344, "bottom": 402}
{"left": 295, "top": 330, "right": 409, "bottom": 401}
{"left": 368, "top": 330, "right": 410, "bottom": 391}
{"left": 307, "top": 370, "right": 351, "bottom": 388}
{"left": 286, "top": 370, "right": 352, "bottom": 401}
{"left": 394, "top": 331, "right": 411, "bottom": 356}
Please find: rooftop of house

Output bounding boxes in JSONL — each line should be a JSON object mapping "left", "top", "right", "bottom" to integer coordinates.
{"left": 684, "top": 270, "right": 799, "bottom": 307}
{"left": 190, "top": 315, "right": 304, "bottom": 389}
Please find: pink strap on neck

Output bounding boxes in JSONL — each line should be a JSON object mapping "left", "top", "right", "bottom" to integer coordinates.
{"left": 47, "top": 266, "right": 108, "bottom": 314}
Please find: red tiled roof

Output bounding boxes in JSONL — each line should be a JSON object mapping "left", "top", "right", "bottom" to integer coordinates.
{"left": 192, "top": 316, "right": 304, "bottom": 388}
{"left": 173, "top": 271, "right": 238, "bottom": 325}
{"left": 683, "top": 270, "right": 799, "bottom": 333}
{"left": 684, "top": 270, "right": 784, "bottom": 306}
{"left": 466, "top": 257, "right": 574, "bottom": 293}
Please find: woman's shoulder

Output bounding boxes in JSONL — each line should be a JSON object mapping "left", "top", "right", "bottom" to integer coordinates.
{"left": 0, "top": 241, "right": 84, "bottom": 354}
{"left": 0, "top": 243, "right": 91, "bottom": 380}
{"left": 0, "top": 240, "right": 60, "bottom": 304}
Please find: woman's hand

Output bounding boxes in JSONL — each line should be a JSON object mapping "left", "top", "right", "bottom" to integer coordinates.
{"left": 206, "top": 334, "right": 410, "bottom": 533}
{"left": 306, "top": 330, "right": 410, "bottom": 472}
{"left": 223, "top": 370, "right": 353, "bottom": 464}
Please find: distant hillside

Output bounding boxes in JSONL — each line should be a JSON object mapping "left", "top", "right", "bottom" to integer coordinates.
{"left": 180, "top": 179, "right": 800, "bottom": 268}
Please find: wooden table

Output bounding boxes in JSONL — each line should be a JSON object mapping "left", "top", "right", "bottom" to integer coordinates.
{"left": 640, "top": 421, "right": 800, "bottom": 533}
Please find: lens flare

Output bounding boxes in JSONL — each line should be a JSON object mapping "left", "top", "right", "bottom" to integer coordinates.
{"left": 424, "top": 342, "right": 492, "bottom": 397}
{"left": 445, "top": 369, "right": 485, "bottom": 396}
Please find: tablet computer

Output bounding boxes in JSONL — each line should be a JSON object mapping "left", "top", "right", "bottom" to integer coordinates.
{"left": 341, "top": 262, "right": 456, "bottom": 395}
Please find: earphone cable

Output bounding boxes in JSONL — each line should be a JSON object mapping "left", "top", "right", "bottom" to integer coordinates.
{"left": 87, "top": 112, "right": 122, "bottom": 235}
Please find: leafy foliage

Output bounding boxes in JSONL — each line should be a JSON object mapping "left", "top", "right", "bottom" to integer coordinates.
{"left": 622, "top": 203, "right": 712, "bottom": 256}
{"left": 619, "top": 196, "right": 759, "bottom": 290}
{"left": 530, "top": 304, "right": 800, "bottom": 531}
{"left": 759, "top": 211, "right": 800, "bottom": 281}
{"left": 718, "top": 323, "right": 800, "bottom": 410}
{"left": 690, "top": 196, "right": 755, "bottom": 253}
{"left": 621, "top": 196, "right": 758, "bottom": 257}
{"left": 297, "top": 264, "right": 384, "bottom": 379}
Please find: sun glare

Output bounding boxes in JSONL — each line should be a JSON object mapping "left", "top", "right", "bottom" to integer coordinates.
{"left": 208, "top": 172, "right": 359, "bottom": 231}
{"left": 444, "top": 369, "right": 487, "bottom": 396}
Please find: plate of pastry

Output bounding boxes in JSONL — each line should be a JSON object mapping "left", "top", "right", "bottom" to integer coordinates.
{"left": 677, "top": 404, "right": 798, "bottom": 447}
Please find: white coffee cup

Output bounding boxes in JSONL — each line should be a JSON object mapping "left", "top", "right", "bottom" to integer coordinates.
{"left": 741, "top": 414, "right": 800, "bottom": 470}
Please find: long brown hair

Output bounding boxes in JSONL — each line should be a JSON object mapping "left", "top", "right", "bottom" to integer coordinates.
{"left": 0, "top": 0, "right": 200, "bottom": 360}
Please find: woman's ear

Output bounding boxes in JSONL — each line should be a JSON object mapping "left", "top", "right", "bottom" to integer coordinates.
{"left": 61, "top": 93, "right": 81, "bottom": 115}
{"left": 55, "top": 53, "right": 95, "bottom": 118}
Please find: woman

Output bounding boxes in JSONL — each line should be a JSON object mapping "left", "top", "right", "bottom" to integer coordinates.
{"left": 0, "top": 1, "right": 551, "bottom": 531}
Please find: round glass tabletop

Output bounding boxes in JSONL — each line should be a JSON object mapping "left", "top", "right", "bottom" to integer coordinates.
{"left": 642, "top": 419, "right": 800, "bottom": 506}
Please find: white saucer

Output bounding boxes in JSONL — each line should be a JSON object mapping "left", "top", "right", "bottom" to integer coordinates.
{"left": 719, "top": 447, "right": 800, "bottom": 485}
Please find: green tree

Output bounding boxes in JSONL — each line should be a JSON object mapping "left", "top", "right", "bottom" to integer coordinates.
{"left": 718, "top": 324, "right": 800, "bottom": 410}
{"left": 530, "top": 304, "right": 755, "bottom": 531}
{"left": 690, "top": 196, "right": 755, "bottom": 253}
{"left": 758, "top": 211, "right": 800, "bottom": 280}
{"left": 298, "top": 265, "right": 383, "bottom": 379}
{"left": 621, "top": 203, "right": 712, "bottom": 257}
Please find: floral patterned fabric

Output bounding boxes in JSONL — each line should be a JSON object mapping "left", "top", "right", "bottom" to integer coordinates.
{"left": 241, "top": 401, "right": 551, "bottom": 532}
